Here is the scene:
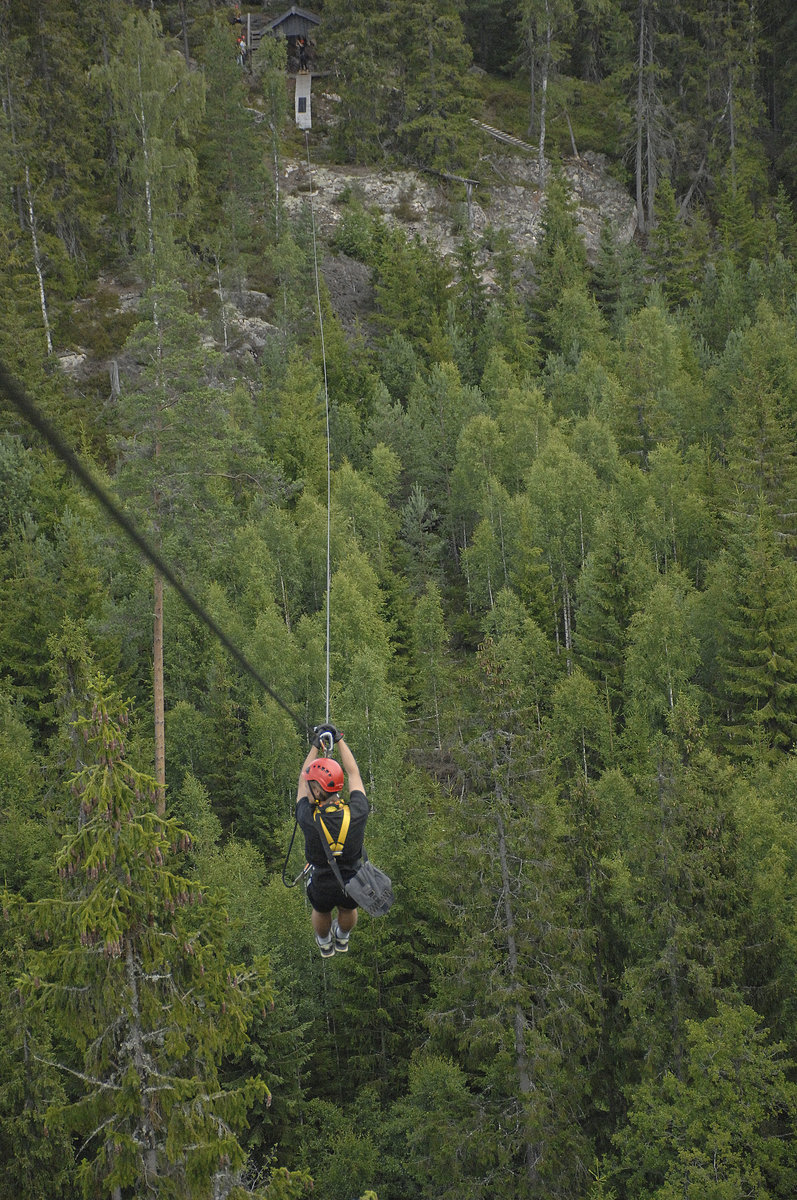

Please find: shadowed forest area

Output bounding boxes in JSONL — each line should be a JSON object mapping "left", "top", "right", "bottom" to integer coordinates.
{"left": 2, "top": 1, "right": 797, "bottom": 1197}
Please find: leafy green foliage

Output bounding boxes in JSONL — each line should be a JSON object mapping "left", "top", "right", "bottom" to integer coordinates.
{"left": 615, "top": 1004, "right": 797, "bottom": 1198}
{"left": 3, "top": 2, "right": 797, "bottom": 1196}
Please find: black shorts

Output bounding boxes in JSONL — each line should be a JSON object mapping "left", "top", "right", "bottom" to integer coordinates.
{"left": 306, "top": 866, "right": 358, "bottom": 913}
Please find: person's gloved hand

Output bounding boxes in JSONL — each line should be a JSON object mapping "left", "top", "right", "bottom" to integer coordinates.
{"left": 311, "top": 723, "right": 342, "bottom": 749}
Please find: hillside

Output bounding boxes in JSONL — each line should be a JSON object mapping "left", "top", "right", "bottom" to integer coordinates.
{"left": 60, "top": 121, "right": 636, "bottom": 377}
{"left": 3, "top": 4, "right": 797, "bottom": 1200}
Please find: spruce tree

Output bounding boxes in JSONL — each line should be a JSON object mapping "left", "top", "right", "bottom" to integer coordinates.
{"left": 373, "top": 228, "right": 452, "bottom": 357}
{"left": 394, "top": 0, "right": 479, "bottom": 174}
{"left": 591, "top": 219, "right": 645, "bottom": 335}
{"left": 423, "top": 632, "right": 600, "bottom": 1198}
{"left": 648, "top": 177, "right": 695, "bottom": 306}
{"left": 614, "top": 300, "right": 705, "bottom": 464}
{"left": 0, "top": 921, "right": 75, "bottom": 1198}
{"left": 14, "top": 674, "right": 275, "bottom": 1198}
{"left": 615, "top": 1004, "right": 797, "bottom": 1198}
{"left": 714, "top": 505, "right": 797, "bottom": 760}
{"left": 722, "top": 304, "right": 797, "bottom": 550}
{"left": 610, "top": 732, "right": 742, "bottom": 1081}
{"left": 574, "top": 503, "right": 647, "bottom": 727}
{"left": 532, "top": 171, "right": 588, "bottom": 342}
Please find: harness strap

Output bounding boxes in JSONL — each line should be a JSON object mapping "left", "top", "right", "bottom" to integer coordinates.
{"left": 314, "top": 803, "right": 351, "bottom": 857}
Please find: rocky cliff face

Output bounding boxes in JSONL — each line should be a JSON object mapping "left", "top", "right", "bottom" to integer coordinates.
{"left": 283, "top": 147, "right": 636, "bottom": 262}
{"left": 272, "top": 141, "right": 636, "bottom": 343}
{"left": 60, "top": 131, "right": 637, "bottom": 376}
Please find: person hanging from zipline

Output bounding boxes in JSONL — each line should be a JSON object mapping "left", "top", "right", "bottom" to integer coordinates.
{"left": 296, "top": 724, "right": 369, "bottom": 956}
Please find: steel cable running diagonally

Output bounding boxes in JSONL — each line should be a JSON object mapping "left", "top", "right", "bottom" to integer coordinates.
{"left": 0, "top": 358, "right": 307, "bottom": 738}
{"left": 1, "top": 144, "right": 337, "bottom": 886}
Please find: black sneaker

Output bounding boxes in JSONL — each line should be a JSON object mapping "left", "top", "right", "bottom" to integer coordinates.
{"left": 331, "top": 920, "right": 350, "bottom": 953}
{"left": 315, "top": 932, "right": 334, "bottom": 958}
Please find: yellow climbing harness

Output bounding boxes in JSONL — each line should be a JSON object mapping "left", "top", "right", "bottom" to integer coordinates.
{"left": 313, "top": 800, "right": 350, "bottom": 857}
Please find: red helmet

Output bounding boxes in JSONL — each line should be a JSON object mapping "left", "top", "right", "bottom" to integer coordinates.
{"left": 305, "top": 757, "right": 344, "bottom": 794}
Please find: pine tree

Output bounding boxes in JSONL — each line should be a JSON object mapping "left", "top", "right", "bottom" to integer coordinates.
{"left": 614, "top": 1004, "right": 797, "bottom": 1197}
{"left": 422, "top": 632, "right": 600, "bottom": 1198}
{"left": 13, "top": 674, "right": 274, "bottom": 1197}
{"left": 714, "top": 505, "right": 797, "bottom": 760}
{"left": 574, "top": 503, "right": 647, "bottom": 727}
{"left": 395, "top": 0, "right": 479, "bottom": 174}
{"left": 532, "top": 171, "right": 589, "bottom": 340}
{"left": 321, "top": 0, "right": 401, "bottom": 164}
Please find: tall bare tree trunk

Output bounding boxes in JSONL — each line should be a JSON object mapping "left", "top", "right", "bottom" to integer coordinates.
{"left": 538, "top": 0, "right": 552, "bottom": 184}
{"left": 153, "top": 569, "right": 165, "bottom": 811}
{"left": 645, "top": 15, "right": 656, "bottom": 232}
{"left": 134, "top": 39, "right": 167, "bottom": 806}
{"left": 4, "top": 70, "right": 53, "bottom": 352}
{"left": 528, "top": 43, "right": 536, "bottom": 137}
{"left": 179, "top": 0, "right": 190, "bottom": 66}
{"left": 728, "top": 65, "right": 736, "bottom": 193}
{"left": 24, "top": 164, "right": 53, "bottom": 355}
{"left": 496, "top": 805, "right": 539, "bottom": 1188}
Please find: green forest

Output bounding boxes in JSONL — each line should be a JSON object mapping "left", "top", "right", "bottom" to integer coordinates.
{"left": 3, "top": 0, "right": 797, "bottom": 1196}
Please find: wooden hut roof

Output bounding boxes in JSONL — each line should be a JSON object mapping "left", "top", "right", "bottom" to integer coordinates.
{"left": 266, "top": 6, "right": 321, "bottom": 37}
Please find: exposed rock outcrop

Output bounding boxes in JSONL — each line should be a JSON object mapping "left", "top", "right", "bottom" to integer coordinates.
{"left": 281, "top": 146, "right": 636, "bottom": 261}
{"left": 60, "top": 139, "right": 636, "bottom": 380}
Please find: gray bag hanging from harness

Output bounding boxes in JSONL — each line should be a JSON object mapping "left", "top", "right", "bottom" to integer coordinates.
{"left": 314, "top": 808, "right": 394, "bottom": 917}
{"left": 343, "top": 856, "right": 394, "bottom": 917}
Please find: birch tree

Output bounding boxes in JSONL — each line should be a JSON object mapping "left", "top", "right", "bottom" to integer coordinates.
{"left": 519, "top": 0, "right": 577, "bottom": 181}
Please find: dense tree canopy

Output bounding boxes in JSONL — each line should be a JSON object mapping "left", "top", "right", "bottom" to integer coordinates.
{"left": 2, "top": 1, "right": 797, "bottom": 1197}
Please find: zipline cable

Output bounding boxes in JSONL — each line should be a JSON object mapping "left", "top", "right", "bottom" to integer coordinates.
{"left": 277, "top": 134, "right": 336, "bottom": 892}
{"left": 0, "top": 358, "right": 307, "bottom": 737}
{"left": 304, "top": 128, "right": 333, "bottom": 725}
